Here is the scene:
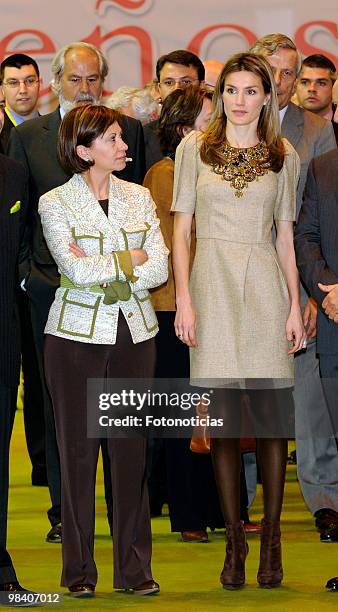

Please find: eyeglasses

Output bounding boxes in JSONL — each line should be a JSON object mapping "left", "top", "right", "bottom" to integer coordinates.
{"left": 2, "top": 77, "right": 39, "bottom": 89}
{"left": 159, "top": 78, "right": 200, "bottom": 89}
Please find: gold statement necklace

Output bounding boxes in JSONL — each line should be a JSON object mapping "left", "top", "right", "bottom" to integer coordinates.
{"left": 212, "top": 140, "right": 271, "bottom": 197}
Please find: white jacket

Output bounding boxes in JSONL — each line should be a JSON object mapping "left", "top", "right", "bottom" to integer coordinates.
{"left": 38, "top": 173, "right": 168, "bottom": 344}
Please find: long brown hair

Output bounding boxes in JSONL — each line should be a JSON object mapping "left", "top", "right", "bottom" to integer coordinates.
{"left": 200, "top": 52, "right": 285, "bottom": 172}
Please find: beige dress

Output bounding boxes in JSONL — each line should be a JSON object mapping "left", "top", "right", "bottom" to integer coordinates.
{"left": 171, "top": 132, "right": 300, "bottom": 389}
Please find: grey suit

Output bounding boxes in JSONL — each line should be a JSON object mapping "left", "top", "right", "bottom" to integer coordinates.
{"left": 282, "top": 103, "right": 338, "bottom": 514}
{"left": 295, "top": 150, "right": 338, "bottom": 437}
{"left": 282, "top": 103, "right": 336, "bottom": 219}
{"left": 295, "top": 150, "right": 338, "bottom": 354}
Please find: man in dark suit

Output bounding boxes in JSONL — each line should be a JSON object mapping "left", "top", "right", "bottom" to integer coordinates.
{"left": 251, "top": 33, "right": 338, "bottom": 540}
{"left": 0, "top": 53, "right": 47, "bottom": 491}
{"left": 143, "top": 49, "right": 205, "bottom": 170}
{"left": 294, "top": 149, "right": 338, "bottom": 589}
{"left": 8, "top": 41, "right": 146, "bottom": 543}
{"left": 0, "top": 127, "right": 30, "bottom": 592}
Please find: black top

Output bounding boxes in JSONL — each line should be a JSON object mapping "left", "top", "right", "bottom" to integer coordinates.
{"left": 98, "top": 198, "right": 109, "bottom": 216}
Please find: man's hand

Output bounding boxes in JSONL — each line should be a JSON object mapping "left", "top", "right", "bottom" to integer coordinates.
{"left": 318, "top": 283, "right": 338, "bottom": 323}
{"left": 302, "top": 297, "right": 318, "bottom": 338}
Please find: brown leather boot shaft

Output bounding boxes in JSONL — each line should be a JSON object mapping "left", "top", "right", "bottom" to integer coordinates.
{"left": 257, "top": 519, "right": 283, "bottom": 588}
{"left": 220, "top": 521, "right": 248, "bottom": 590}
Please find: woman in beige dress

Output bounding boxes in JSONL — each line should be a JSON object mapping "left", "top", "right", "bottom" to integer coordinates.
{"left": 171, "top": 53, "right": 306, "bottom": 589}
{"left": 144, "top": 87, "right": 227, "bottom": 542}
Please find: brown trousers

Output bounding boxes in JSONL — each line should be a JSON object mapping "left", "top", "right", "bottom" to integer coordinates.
{"left": 44, "top": 316, "right": 155, "bottom": 589}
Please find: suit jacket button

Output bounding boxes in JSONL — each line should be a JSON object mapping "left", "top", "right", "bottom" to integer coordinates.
{"left": 127, "top": 312, "right": 133, "bottom": 318}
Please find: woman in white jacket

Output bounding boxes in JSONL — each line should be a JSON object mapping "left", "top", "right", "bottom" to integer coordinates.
{"left": 39, "top": 104, "right": 168, "bottom": 598}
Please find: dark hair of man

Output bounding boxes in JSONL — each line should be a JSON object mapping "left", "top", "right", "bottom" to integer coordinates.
{"left": 156, "top": 50, "right": 205, "bottom": 82}
{"left": 0, "top": 53, "right": 40, "bottom": 82}
{"left": 157, "top": 87, "right": 212, "bottom": 156}
{"left": 200, "top": 52, "right": 285, "bottom": 173}
{"left": 58, "top": 104, "right": 121, "bottom": 175}
{"left": 301, "top": 54, "right": 336, "bottom": 83}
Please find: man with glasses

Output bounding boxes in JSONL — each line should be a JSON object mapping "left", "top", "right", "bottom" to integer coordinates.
{"left": 0, "top": 54, "right": 40, "bottom": 152}
{"left": 251, "top": 33, "right": 338, "bottom": 543}
{"left": 144, "top": 49, "right": 205, "bottom": 169}
{"left": 8, "top": 41, "right": 145, "bottom": 545}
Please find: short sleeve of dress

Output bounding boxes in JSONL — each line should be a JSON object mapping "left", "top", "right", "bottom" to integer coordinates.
{"left": 273, "top": 138, "right": 300, "bottom": 222}
{"left": 171, "top": 131, "right": 200, "bottom": 214}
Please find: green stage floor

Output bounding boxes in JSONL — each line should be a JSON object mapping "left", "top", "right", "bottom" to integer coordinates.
{"left": 6, "top": 408, "right": 338, "bottom": 611}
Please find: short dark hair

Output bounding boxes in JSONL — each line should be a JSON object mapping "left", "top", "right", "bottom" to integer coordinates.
{"left": 0, "top": 53, "right": 40, "bottom": 83}
{"left": 156, "top": 50, "right": 205, "bottom": 82}
{"left": 58, "top": 104, "right": 122, "bottom": 175}
{"left": 301, "top": 54, "right": 336, "bottom": 82}
{"left": 158, "top": 87, "right": 212, "bottom": 155}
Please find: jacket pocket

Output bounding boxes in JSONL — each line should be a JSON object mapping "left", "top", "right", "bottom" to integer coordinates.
{"left": 72, "top": 228, "right": 104, "bottom": 256}
{"left": 120, "top": 223, "right": 150, "bottom": 250}
{"left": 57, "top": 289, "right": 101, "bottom": 339}
{"left": 133, "top": 290, "right": 158, "bottom": 333}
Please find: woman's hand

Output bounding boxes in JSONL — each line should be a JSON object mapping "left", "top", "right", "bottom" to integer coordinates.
{"left": 69, "top": 242, "right": 86, "bottom": 257}
{"left": 130, "top": 249, "right": 148, "bottom": 267}
{"left": 174, "top": 300, "right": 197, "bottom": 348}
{"left": 286, "top": 304, "right": 307, "bottom": 354}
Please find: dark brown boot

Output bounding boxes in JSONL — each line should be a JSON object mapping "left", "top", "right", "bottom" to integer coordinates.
{"left": 257, "top": 519, "right": 283, "bottom": 588}
{"left": 220, "top": 522, "right": 248, "bottom": 590}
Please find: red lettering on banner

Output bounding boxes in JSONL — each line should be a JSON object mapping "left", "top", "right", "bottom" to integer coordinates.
{"left": 83, "top": 25, "right": 152, "bottom": 88}
{"left": 0, "top": 29, "right": 55, "bottom": 62}
{"left": 295, "top": 21, "right": 338, "bottom": 66}
{"left": 96, "top": 0, "right": 146, "bottom": 9}
{"left": 0, "top": 29, "right": 56, "bottom": 97}
{"left": 188, "top": 24, "right": 257, "bottom": 57}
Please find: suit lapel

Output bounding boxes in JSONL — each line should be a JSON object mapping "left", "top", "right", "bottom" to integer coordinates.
{"left": 41, "top": 108, "right": 61, "bottom": 156}
{"left": 281, "top": 102, "right": 304, "bottom": 150}
{"left": 0, "top": 113, "right": 14, "bottom": 154}
{"left": 40, "top": 108, "right": 71, "bottom": 185}
{"left": 42, "top": 107, "right": 61, "bottom": 132}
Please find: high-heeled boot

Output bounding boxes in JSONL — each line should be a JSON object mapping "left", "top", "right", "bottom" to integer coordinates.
{"left": 220, "top": 522, "right": 248, "bottom": 590}
{"left": 257, "top": 519, "right": 283, "bottom": 588}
